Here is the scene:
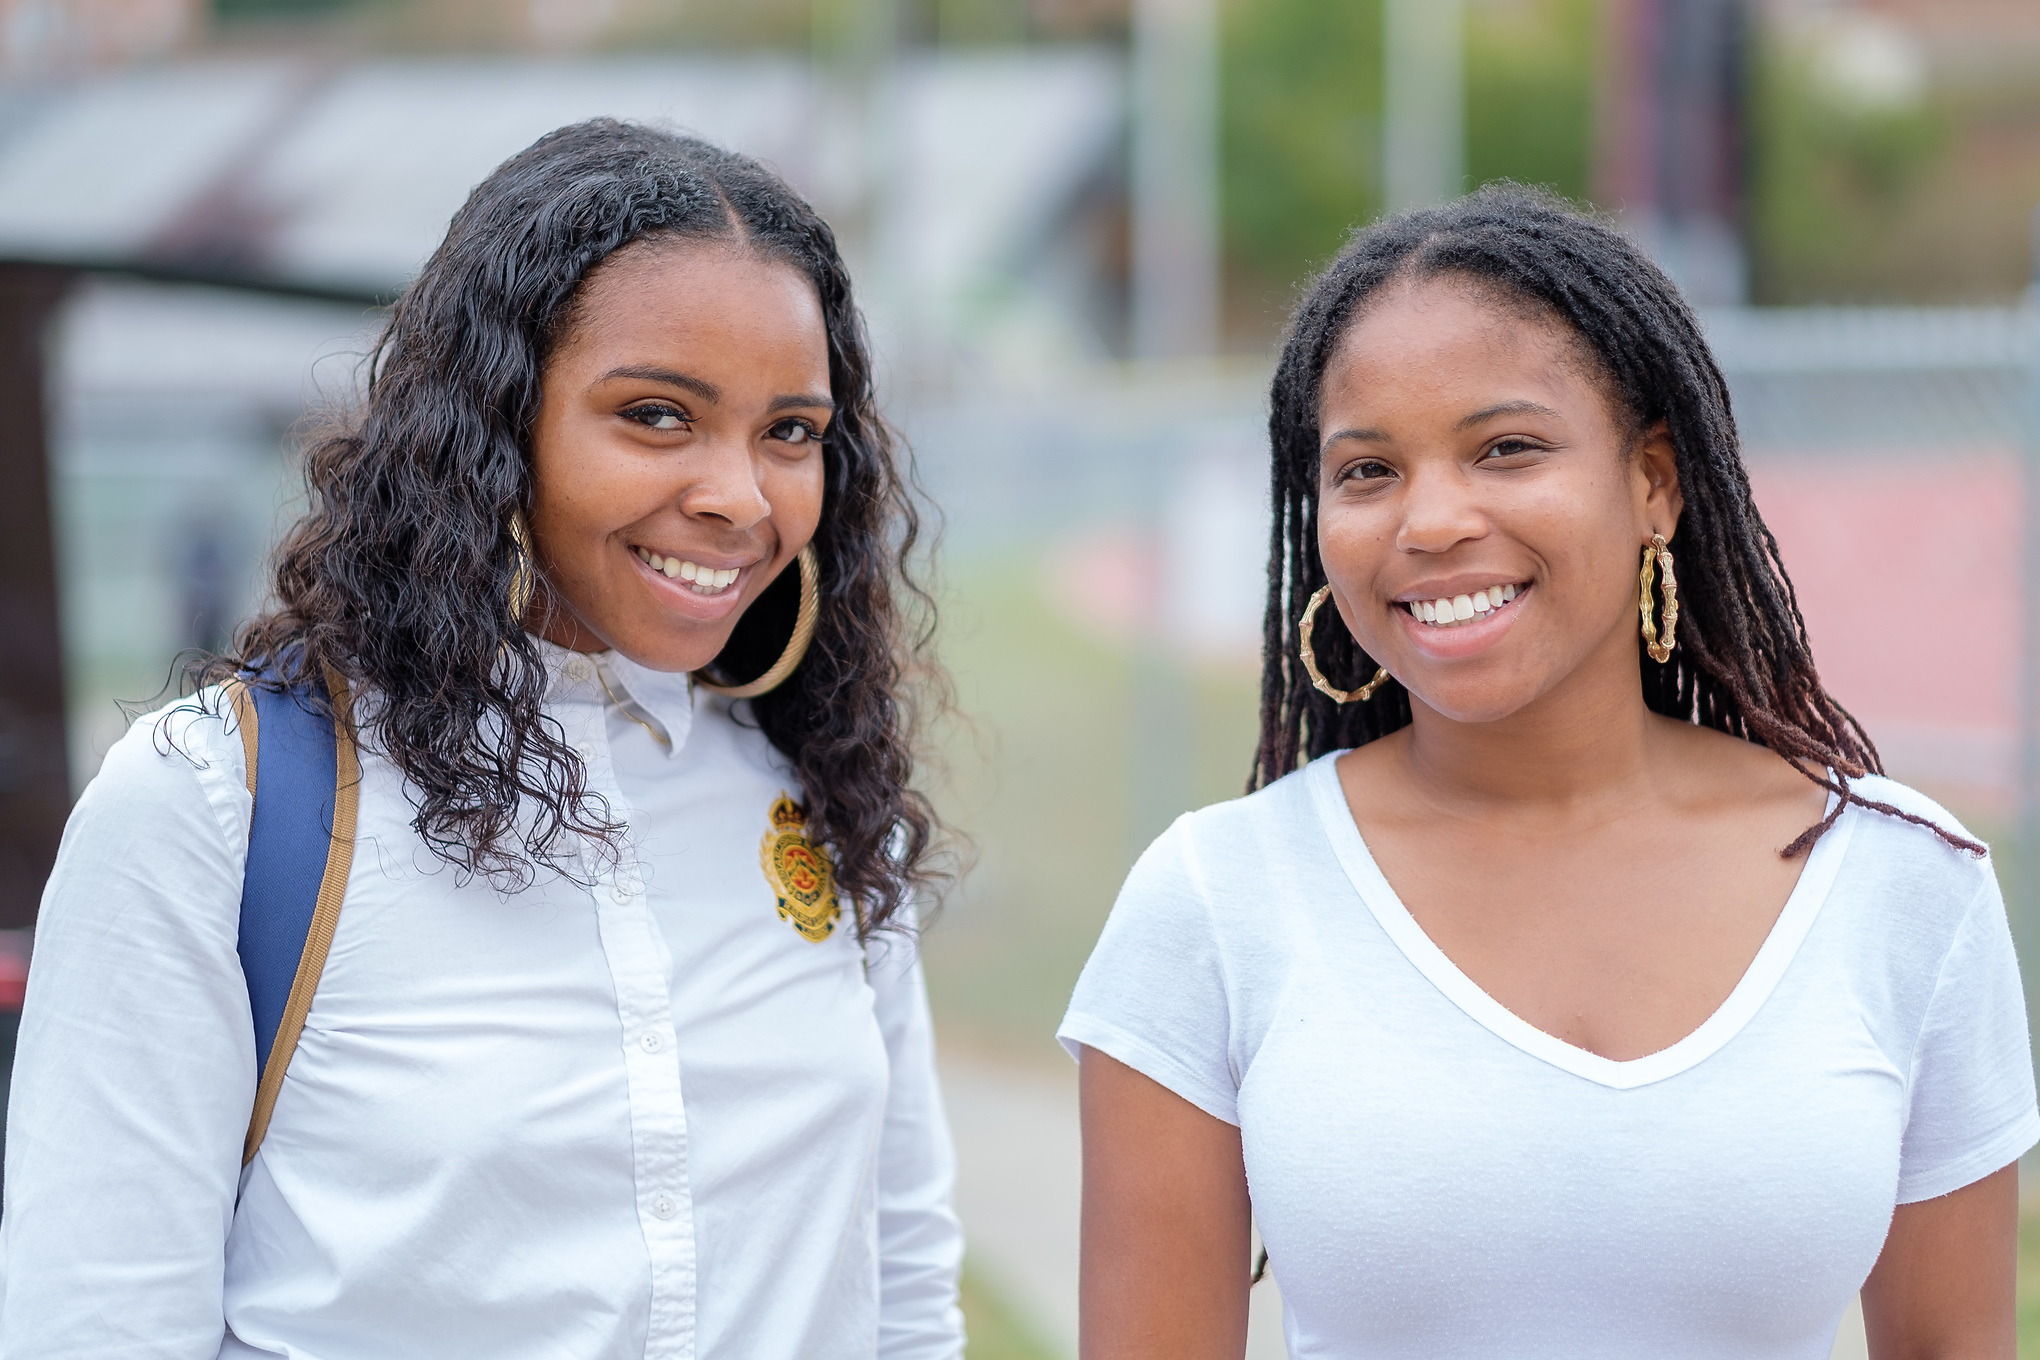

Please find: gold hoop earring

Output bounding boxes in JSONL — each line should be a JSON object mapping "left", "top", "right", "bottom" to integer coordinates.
{"left": 1639, "top": 532, "right": 1678, "bottom": 663}
{"left": 696, "top": 543, "right": 820, "bottom": 699}
{"left": 507, "top": 510, "right": 536, "bottom": 626}
{"left": 1299, "top": 584, "right": 1390, "bottom": 703}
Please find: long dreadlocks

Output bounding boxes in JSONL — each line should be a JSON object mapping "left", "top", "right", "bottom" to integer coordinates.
{"left": 1251, "top": 184, "right": 1978, "bottom": 858}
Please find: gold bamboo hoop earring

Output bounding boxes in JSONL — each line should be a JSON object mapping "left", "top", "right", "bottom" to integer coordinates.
{"left": 1299, "top": 584, "right": 1390, "bottom": 703}
{"left": 695, "top": 543, "right": 820, "bottom": 699}
{"left": 507, "top": 511, "right": 537, "bottom": 626}
{"left": 1638, "top": 532, "right": 1678, "bottom": 663}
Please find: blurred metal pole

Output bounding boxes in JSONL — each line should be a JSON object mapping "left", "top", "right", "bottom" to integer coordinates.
{"left": 1131, "top": 0, "right": 1220, "bottom": 363}
{"left": 2020, "top": 205, "right": 2040, "bottom": 1076}
{"left": 1383, "top": 0, "right": 1464, "bottom": 213}
{"left": 0, "top": 264, "right": 72, "bottom": 932}
{"left": 813, "top": 0, "right": 906, "bottom": 330}
{"left": 1593, "top": 0, "right": 1749, "bottom": 305}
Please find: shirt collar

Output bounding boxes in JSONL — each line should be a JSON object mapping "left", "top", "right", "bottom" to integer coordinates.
{"left": 534, "top": 637, "right": 697, "bottom": 758}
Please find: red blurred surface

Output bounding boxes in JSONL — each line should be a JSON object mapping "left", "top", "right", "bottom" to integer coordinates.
{"left": 1751, "top": 452, "right": 2020, "bottom": 808}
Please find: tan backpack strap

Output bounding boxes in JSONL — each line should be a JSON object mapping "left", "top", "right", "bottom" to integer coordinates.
{"left": 225, "top": 679, "right": 259, "bottom": 801}
{"left": 242, "top": 670, "right": 360, "bottom": 1165}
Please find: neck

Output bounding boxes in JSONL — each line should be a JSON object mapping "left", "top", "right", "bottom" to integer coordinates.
{"left": 1395, "top": 631, "right": 1661, "bottom": 819}
{"left": 527, "top": 585, "right": 608, "bottom": 655}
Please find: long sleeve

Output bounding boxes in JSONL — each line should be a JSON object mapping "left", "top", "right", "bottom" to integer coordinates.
{"left": 0, "top": 704, "right": 253, "bottom": 1358}
{"left": 866, "top": 923, "right": 966, "bottom": 1360}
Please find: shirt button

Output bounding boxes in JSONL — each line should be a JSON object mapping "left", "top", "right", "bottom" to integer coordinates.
{"left": 650, "top": 1194, "right": 679, "bottom": 1220}
{"left": 565, "top": 657, "right": 593, "bottom": 683}
{"left": 639, "top": 1031, "right": 664, "bottom": 1054}
{"left": 574, "top": 742, "right": 595, "bottom": 760}
{"left": 611, "top": 881, "right": 636, "bottom": 904}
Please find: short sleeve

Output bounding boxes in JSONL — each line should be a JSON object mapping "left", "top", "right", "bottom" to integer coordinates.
{"left": 1057, "top": 816, "right": 1238, "bottom": 1125}
{"left": 1895, "top": 870, "right": 2040, "bottom": 1203}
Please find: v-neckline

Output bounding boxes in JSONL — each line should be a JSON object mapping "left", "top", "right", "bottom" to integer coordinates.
{"left": 1304, "top": 754, "right": 1854, "bottom": 1090}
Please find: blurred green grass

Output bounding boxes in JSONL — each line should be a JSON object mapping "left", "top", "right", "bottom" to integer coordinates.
{"left": 960, "top": 1266, "right": 1059, "bottom": 1360}
{"left": 2020, "top": 1207, "right": 2040, "bottom": 1355}
{"left": 921, "top": 552, "right": 1257, "bottom": 1056}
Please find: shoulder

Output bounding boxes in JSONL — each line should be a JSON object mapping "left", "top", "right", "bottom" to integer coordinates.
{"left": 1175, "top": 761, "right": 1325, "bottom": 848}
{"left": 1840, "top": 773, "right": 1991, "bottom": 885}
{"left": 1110, "top": 763, "right": 1329, "bottom": 925}
{"left": 38, "top": 691, "right": 252, "bottom": 958}
{"left": 75, "top": 689, "right": 250, "bottom": 850}
{"left": 1145, "top": 763, "right": 1322, "bottom": 878}
{"left": 92, "top": 688, "right": 248, "bottom": 800}
{"left": 1844, "top": 773, "right": 1984, "bottom": 851}
{"left": 1825, "top": 773, "right": 1998, "bottom": 945}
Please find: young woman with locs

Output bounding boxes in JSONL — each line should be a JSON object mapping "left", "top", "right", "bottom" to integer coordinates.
{"left": 1, "top": 121, "right": 963, "bottom": 1359}
{"left": 1063, "top": 187, "right": 2037, "bottom": 1359}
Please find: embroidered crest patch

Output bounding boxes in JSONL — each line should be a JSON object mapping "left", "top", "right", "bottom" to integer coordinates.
{"left": 759, "top": 793, "right": 839, "bottom": 942}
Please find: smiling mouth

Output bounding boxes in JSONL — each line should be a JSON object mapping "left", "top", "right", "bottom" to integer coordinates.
{"left": 633, "top": 546, "right": 742, "bottom": 597}
{"left": 1403, "top": 582, "right": 1527, "bottom": 629}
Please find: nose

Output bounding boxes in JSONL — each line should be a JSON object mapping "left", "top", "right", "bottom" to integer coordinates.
{"left": 1394, "top": 463, "right": 1488, "bottom": 556}
{"left": 681, "top": 435, "right": 772, "bottom": 532}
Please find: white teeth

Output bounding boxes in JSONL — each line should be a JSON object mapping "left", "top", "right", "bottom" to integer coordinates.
{"left": 637, "top": 548, "right": 746, "bottom": 592}
{"left": 635, "top": 550, "right": 720, "bottom": 589}
{"left": 1409, "top": 583, "right": 1526, "bottom": 627}
{"left": 681, "top": 566, "right": 740, "bottom": 595}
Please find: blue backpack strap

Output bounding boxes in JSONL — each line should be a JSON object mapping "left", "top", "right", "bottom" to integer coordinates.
{"left": 226, "top": 668, "right": 360, "bottom": 1166}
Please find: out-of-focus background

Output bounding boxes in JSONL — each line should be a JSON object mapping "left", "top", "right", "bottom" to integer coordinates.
{"left": 0, "top": 0, "right": 2037, "bottom": 1355}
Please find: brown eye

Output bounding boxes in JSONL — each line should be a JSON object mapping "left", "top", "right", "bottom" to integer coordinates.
{"left": 769, "top": 418, "right": 821, "bottom": 446}
{"left": 623, "top": 403, "right": 690, "bottom": 432}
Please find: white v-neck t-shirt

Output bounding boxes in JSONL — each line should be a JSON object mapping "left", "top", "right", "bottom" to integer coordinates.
{"left": 1058, "top": 755, "right": 2039, "bottom": 1360}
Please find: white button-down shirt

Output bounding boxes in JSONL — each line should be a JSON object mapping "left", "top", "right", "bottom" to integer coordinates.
{"left": 0, "top": 646, "right": 964, "bottom": 1359}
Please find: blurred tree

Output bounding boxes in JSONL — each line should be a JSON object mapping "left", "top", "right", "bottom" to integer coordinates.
{"left": 934, "top": 0, "right": 1028, "bottom": 43}
{"left": 1464, "top": 0, "right": 1596, "bottom": 203}
{"left": 1220, "top": 0, "right": 1384, "bottom": 299}
{"left": 1748, "top": 19, "right": 1952, "bottom": 303}
{"left": 1221, "top": 0, "right": 1597, "bottom": 336}
{"left": 213, "top": 0, "right": 357, "bottom": 17}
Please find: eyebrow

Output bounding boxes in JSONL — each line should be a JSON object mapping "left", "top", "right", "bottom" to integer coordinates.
{"left": 601, "top": 365, "right": 721, "bottom": 402}
{"left": 599, "top": 365, "right": 833, "bottom": 417}
{"left": 1322, "top": 399, "right": 1563, "bottom": 452}
{"left": 1457, "top": 399, "right": 1561, "bottom": 429}
{"left": 767, "top": 392, "right": 835, "bottom": 415}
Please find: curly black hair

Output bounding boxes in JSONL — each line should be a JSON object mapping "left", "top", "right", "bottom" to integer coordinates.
{"left": 1252, "top": 183, "right": 1978, "bottom": 858}
{"left": 199, "top": 119, "right": 946, "bottom": 930}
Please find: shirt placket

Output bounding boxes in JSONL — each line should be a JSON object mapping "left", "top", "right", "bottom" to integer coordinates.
{"left": 567, "top": 691, "right": 697, "bottom": 1358}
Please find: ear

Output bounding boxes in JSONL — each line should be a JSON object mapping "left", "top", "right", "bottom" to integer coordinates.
{"left": 1633, "top": 421, "right": 1683, "bottom": 540}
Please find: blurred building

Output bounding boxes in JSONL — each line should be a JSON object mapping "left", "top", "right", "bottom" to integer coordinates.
{"left": 0, "top": 51, "right": 1127, "bottom": 369}
{"left": 0, "top": 0, "right": 202, "bottom": 76}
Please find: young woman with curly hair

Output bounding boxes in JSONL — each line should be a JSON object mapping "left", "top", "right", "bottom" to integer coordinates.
{"left": 1063, "top": 187, "right": 2037, "bottom": 1359}
{"left": 2, "top": 120, "right": 961, "bottom": 1359}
